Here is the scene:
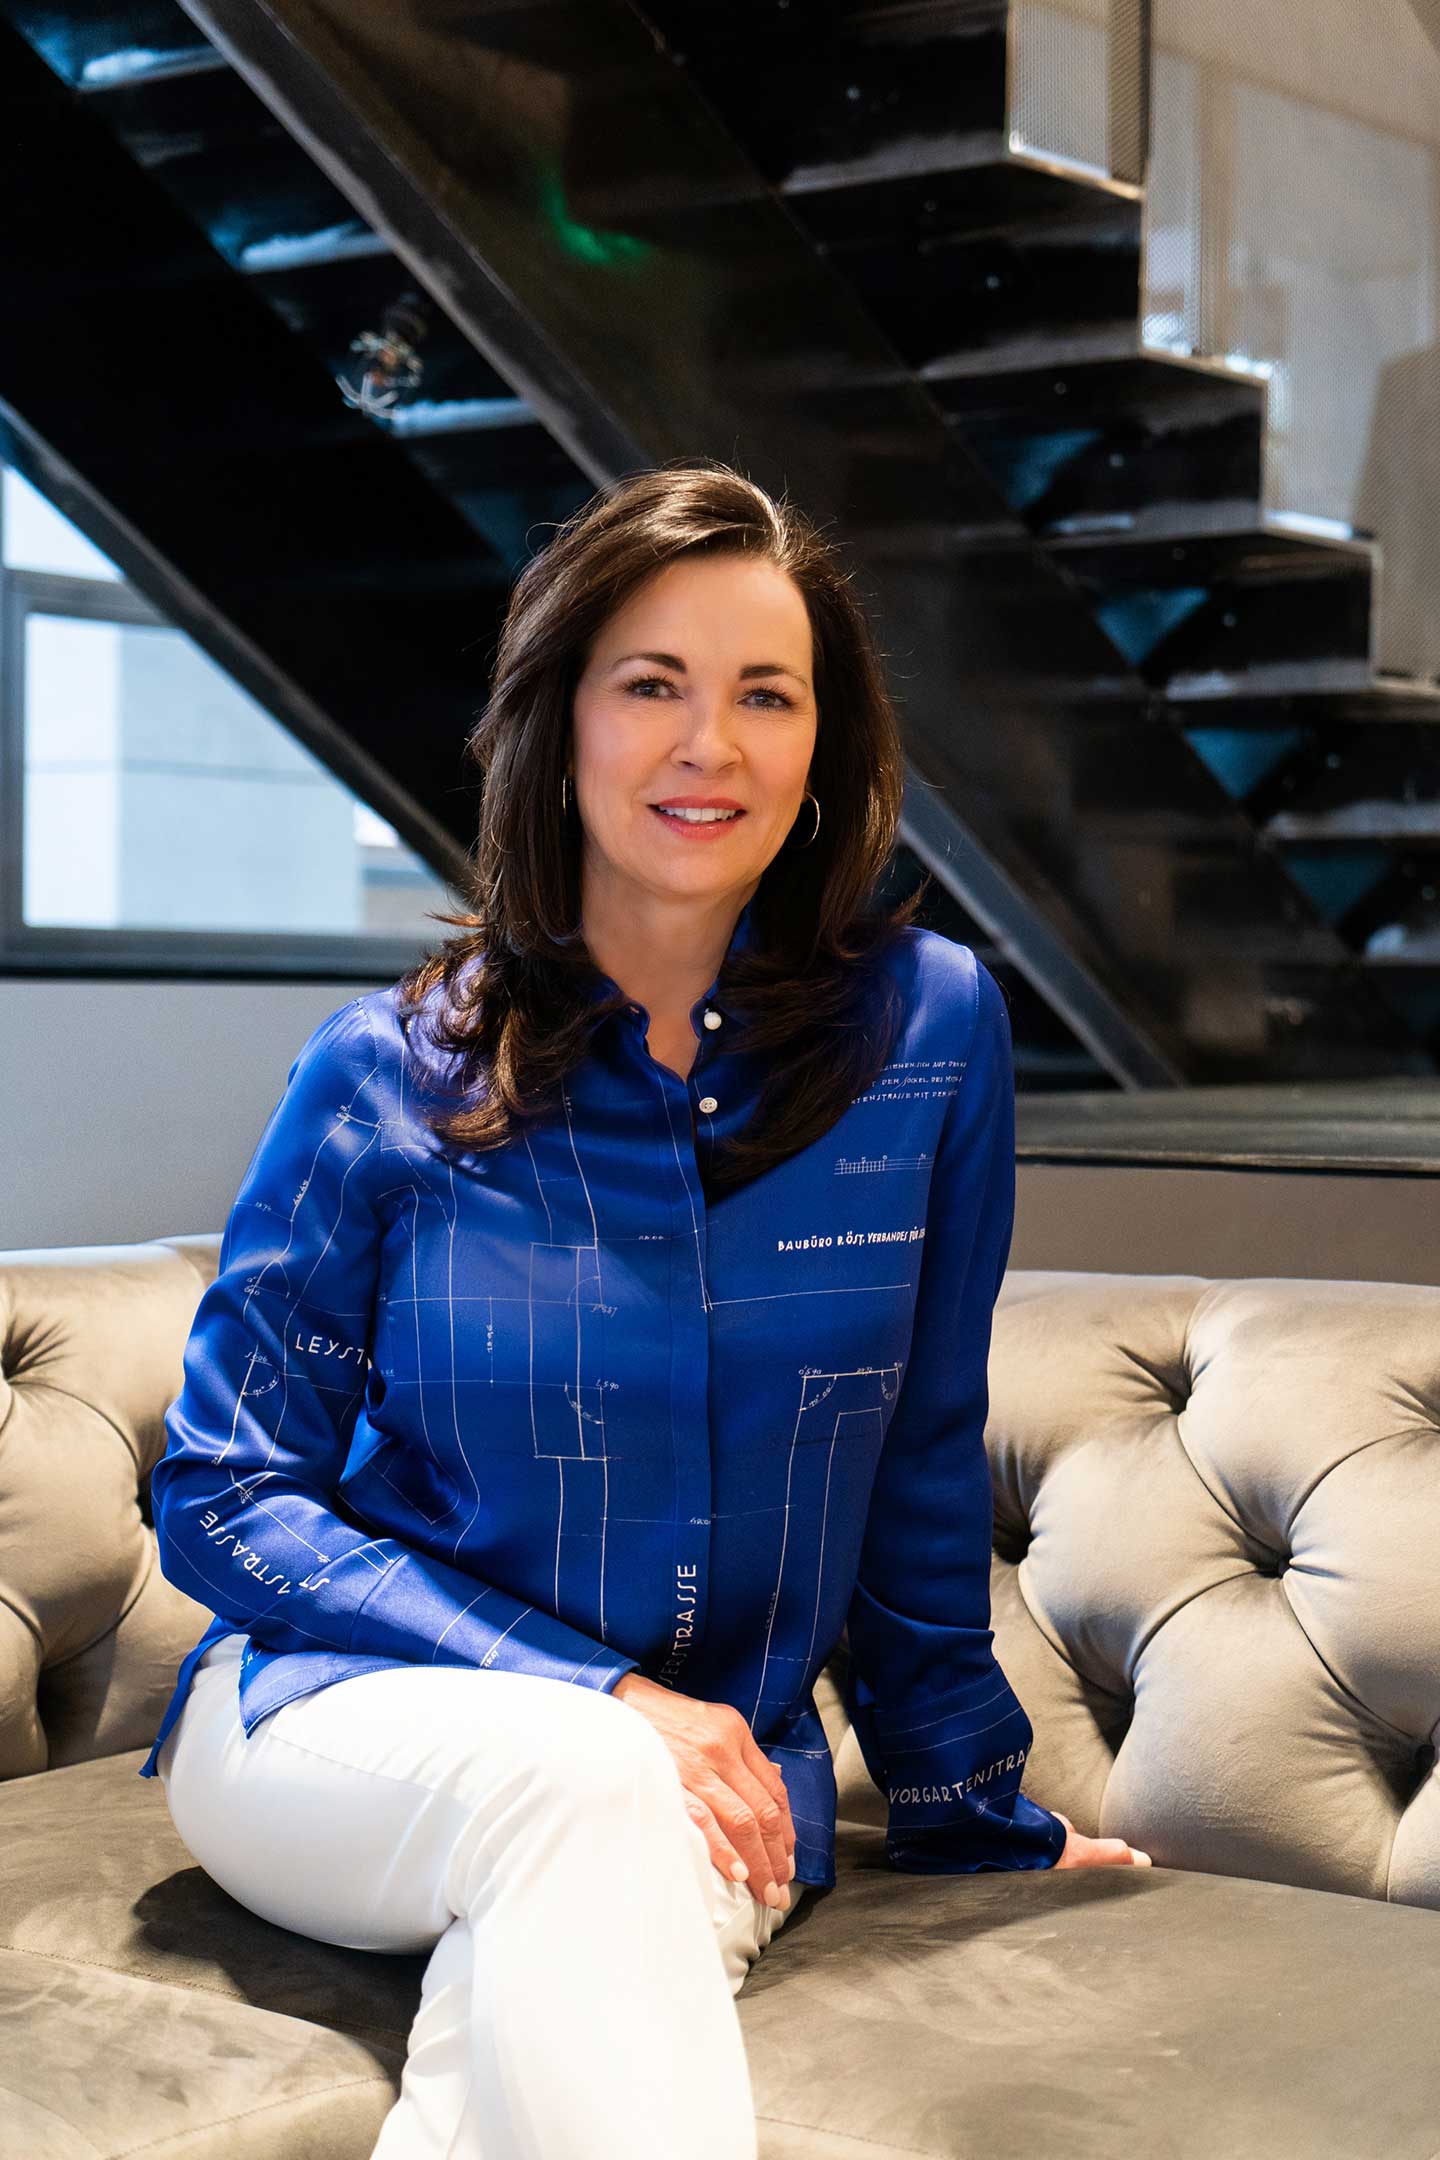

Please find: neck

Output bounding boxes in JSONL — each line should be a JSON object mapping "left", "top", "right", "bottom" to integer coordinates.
{"left": 580, "top": 879, "right": 753, "bottom": 1022}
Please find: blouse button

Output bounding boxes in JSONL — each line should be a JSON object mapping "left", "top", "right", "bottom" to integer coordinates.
{"left": 697, "top": 1095, "right": 718, "bottom": 1115}
{"left": 703, "top": 1009, "right": 722, "bottom": 1029}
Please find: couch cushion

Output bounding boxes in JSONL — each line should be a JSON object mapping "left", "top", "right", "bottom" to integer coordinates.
{"left": 740, "top": 1819, "right": 1440, "bottom": 2159}
{"left": 0, "top": 1949, "right": 403, "bottom": 2160}
{"left": 0, "top": 1747, "right": 420, "bottom": 2158}
{"left": 8, "top": 1749, "right": 1440, "bottom": 2160}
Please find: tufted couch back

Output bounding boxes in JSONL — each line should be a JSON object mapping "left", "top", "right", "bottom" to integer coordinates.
{"left": 0, "top": 1236, "right": 223, "bottom": 1777}
{"left": 3, "top": 1238, "right": 1438, "bottom": 1907}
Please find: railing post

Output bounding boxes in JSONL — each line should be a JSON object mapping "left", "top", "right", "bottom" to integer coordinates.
{"left": 1108, "top": 0, "right": 1152, "bottom": 186}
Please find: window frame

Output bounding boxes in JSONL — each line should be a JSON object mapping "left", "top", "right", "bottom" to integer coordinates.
{"left": 0, "top": 536, "right": 462, "bottom": 984}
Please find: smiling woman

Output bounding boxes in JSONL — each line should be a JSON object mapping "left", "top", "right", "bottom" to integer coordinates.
{"left": 390, "top": 456, "right": 924, "bottom": 1194}
{"left": 569, "top": 549, "right": 822, "bottom": 1057}
{"left": 140, "top": 457, "right": 1146, "bottom": 2160}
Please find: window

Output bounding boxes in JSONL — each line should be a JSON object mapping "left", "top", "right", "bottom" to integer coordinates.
{"left": 1, "top": 460, "right": 464, "bottom": 974}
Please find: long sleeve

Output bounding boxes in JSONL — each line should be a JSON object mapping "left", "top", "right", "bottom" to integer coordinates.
{"left": 841, "top": 954, "right": 1067, "bottom": 1873}
{"left": 150, "top": 997, "right": 639, "bottom": 1694}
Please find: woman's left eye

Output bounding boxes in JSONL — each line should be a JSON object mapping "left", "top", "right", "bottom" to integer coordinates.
{"left": 625, "top": 674, "right": 793, "bottom": 710}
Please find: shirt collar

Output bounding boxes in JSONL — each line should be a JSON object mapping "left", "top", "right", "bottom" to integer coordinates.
{"left": 583, "top": 895, "right": 757, "bottom": 1032}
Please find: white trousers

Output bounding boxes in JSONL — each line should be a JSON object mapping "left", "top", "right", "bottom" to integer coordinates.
{"left": 156, "top": 1633, "right": 805, "bottom": 2160}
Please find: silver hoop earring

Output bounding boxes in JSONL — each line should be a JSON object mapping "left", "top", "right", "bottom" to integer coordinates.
{"left": 561, "top": 772, "right": 572, "bottom": 814}
{"left": 795, "top": 790, "right": 820, "bottom": 848}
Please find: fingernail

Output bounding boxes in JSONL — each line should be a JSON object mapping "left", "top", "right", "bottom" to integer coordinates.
{"left": 787, "top": 1853, "right": 797, "bottom": 1881}
{"left": 764, "top": 1883, "right": 783, "bottom": 1909}
{"left": 730, "top": 1859, "right": 749, "bottom": 1882}
{"left": 1134, "top": 1851, "right": 1152, "bottom": 1866}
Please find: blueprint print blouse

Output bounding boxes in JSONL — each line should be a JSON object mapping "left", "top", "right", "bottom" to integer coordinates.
{"left": 138, "top": 899, "right": 1067, "bottom": 1887}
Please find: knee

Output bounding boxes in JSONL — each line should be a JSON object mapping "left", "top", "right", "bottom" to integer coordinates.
{"left": 522, "top": 1687, "right": 682, "bottom": 1820}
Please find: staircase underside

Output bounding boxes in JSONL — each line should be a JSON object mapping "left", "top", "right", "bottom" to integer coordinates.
{"left": 0, "top": 0, "right": 1434, "bottom": 1084}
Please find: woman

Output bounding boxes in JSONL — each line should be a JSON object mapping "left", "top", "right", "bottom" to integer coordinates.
{"left": 138, "top": 460, "right": 1149, "bottom": 2160}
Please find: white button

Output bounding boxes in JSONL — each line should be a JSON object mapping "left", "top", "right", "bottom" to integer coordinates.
{"left": 697, "top": 1095, "right": 718, "bottom": 1114}
{"left": 703, "top": 1008, "right": 722, "bottom": 1029}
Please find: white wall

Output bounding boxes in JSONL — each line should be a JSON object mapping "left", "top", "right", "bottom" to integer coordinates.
{"left": 0, "top": 976, "right": 386, "bottom": 1251}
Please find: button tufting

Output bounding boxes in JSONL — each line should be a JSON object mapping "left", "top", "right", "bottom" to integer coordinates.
{"left": 703, "top": 1009, "right": 722, "bottom": 1029}
{"left": 697, "top": 1095, "right": 718, "bottom": 1114}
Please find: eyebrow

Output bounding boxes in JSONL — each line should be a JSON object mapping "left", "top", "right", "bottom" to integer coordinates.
{"left": 609, "top": 649, "right": 810, "bottom": 690}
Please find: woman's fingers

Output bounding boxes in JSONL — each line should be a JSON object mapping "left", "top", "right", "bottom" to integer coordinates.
{"left": 701, "top": 1707, "right": 792, "bottom": 1903}
{"left": 735, "top": 1729, "right": 797, "bottom": 1875}
{"left": 739, "top": 1728, "right": 796, "bottom": 1845}
{"left": 682, "top": 1792, "right": 752, "bottom": 1890}
{"left": 725, "top": 1758, "right": 794, "bottom": 1897}
{"left": 689, "top": 1770, "right": 790, "bottom": 1909}
{"left": 682, "top": 1788, "right": 781, "bottom": 1909}
{"left": 1056, "top": 1828, "right": 1153, "bottom": 1869}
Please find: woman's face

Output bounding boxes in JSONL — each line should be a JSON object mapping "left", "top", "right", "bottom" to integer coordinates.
{"left": 570, "top": 553, "right": 818, "bottom": 917}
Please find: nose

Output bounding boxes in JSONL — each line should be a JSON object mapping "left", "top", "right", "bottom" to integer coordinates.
{"left": 670, "top": 698, "right": 742, "bottom": 769}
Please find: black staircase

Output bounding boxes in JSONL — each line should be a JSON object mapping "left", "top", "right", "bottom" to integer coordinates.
{"left": 2, "top": 0, "right": 1435, "bottom": 1085}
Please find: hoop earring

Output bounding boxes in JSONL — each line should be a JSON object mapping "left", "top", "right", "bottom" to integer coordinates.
{"left": 561, "top": 772, "right": 572, "bottom": 814}
{"left": 794, "top": 790, "right": 820, "bottom": 848}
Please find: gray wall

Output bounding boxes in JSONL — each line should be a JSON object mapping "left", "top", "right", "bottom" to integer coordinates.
{"left": 1011, "top": 1162, "right": 1439, "bottom": 1288}
{"left": 3, "top": 976, "right": 1434, "bottom": 1287}
{"left": 0, "top": 976, "right": 384, "bottom": 1252}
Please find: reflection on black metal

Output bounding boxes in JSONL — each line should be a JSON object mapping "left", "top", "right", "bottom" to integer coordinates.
{"left": 337, "top": 292, "right": 429, "bottom": 419}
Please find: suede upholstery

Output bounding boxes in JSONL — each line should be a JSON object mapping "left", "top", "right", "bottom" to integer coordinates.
{"left": 2, "top": 1235, "right": 1438, "bottom": 2158}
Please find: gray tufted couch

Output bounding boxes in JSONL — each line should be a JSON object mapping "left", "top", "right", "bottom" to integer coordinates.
{"left": 2, "top": 1234, "right": 1439, "bottom": 2160}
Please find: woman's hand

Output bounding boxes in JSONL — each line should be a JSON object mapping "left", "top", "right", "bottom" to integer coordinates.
{"left": 1051, "top": 1811, "right": 1152, "bottom": 1869}
{"left": 612, "top": 1672, "right": 796, "bottom": 1911}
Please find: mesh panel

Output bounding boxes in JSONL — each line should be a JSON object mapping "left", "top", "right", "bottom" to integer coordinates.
{"left": 1009, "top": 0, "right": 1113, "bottom": 177}
{"left": 1143, "top": 0, "right": 1440, "bottom": 681}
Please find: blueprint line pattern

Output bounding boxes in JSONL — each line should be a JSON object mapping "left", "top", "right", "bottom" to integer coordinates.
{"left": 140, "top": 924, "right": 1071, "bottom": 1884}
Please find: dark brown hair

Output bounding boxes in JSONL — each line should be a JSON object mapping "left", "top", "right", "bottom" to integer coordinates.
{"left": 395, "top": 457, "right": 925, "bottom": 1195}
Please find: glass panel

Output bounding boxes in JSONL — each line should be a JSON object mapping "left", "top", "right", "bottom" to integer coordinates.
{"left": 22, "top": 610, "right": 457, "bottom": 938}
{"left": 1144, "top": 0, "right": 1440, "bottom": 680}
{"left": 1009, "top": 0, "right": 1113, "bottom": 178}
{"left": 3, "top": 464, "right": 122, "bottom": 579}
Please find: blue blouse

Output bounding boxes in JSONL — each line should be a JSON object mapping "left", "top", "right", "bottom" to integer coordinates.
{"left": 137, "top": 899, "right": 1066, "bottom": 1887}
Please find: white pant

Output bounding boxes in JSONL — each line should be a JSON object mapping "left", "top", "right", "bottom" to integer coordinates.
{"left": 157, "top": 1633, "right": 805, "bottom": 2159}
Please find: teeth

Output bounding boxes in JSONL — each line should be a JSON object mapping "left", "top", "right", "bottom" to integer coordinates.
{"left": 657, "top": 806, "right": 739, "bottom": 823}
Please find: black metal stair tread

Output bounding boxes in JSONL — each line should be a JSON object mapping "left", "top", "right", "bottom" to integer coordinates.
{"left": 1046, "top": 521, "right": 1373, "bottom": 582}
{"left": 6, "top": 0, "right": 221, "bottom": 87}
{"left": 1153, "top": 683, "right": 1440, "bottom": 726}
{"left": 932, "top": 346, "right": 1268, "bottom": 423}
{"left": 1266, "top": 808, "right": 1440, "bottom": 844}
{"left": 918, "top": 329, "right": 1148, "bottom": 381}
{"left": 76, "top": 40, "right": 228, "bottom": 90}
{"left": 1015, "top": 1079, "right": 1440, "bottom": 1174}
{"left": 786, "top": 144, "right": 1140, "bottom": 227}
{"left": 568, "top": 140, "right": 1111, "bottom": 240}
{"left": 1166, "top": 660, "right": 1381, "bottom": 699}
